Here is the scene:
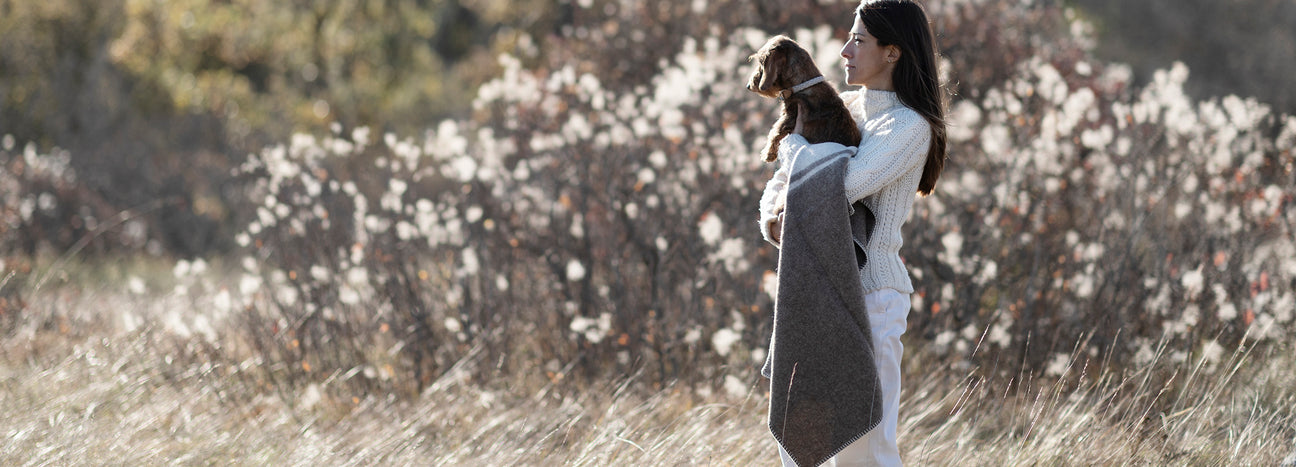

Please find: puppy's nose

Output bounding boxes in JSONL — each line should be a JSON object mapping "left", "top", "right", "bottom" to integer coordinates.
{"left": 746, "top": 83, "right": 752, "bottom": 90}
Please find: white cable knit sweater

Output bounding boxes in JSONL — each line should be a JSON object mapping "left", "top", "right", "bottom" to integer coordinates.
{"left": 759, "top": 88, "right": 930, "bottom": 295}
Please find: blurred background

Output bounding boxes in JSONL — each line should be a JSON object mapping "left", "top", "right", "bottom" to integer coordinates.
{"left": 2, "top": 0, "right": 1294, "bottom": 405}
{"left": 2, "top": 0, "right": 1293, "bottom": 257}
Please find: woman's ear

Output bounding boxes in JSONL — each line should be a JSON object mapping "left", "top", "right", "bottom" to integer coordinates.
{"left": 886, "top": 45, "right": 902, "bottom": 63}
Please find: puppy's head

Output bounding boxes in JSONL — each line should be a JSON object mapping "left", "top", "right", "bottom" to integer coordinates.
{"left": 746, "top": 35, "right": 815, "bottom": 99}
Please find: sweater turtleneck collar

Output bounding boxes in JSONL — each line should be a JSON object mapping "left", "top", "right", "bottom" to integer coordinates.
{"left": 860, "top": 88, "right": 900, "bottom": 118}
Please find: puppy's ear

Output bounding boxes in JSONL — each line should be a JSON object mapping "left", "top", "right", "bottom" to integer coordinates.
{"left": 756, "top": 50, "right": 782, "bottom": 93}
{"left": 780, "top": 42, "right": 812, "bottom": 85}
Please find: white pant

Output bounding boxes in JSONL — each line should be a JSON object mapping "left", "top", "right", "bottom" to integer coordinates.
{"left": 778, "top": 288, "right": 909, "bottom": 467}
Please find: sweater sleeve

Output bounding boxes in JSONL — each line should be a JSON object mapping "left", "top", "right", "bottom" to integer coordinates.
{"left": 769, "top": 136, "right": 859, "bottom": 247}
{"left": 777, "top": 111, "right": 929, "bottom": 204}
{"left": 840, "top": 111, "right": 930, "bottom": 203}
{"left": 758, "top": 154, "right": 792, "bottom": 247}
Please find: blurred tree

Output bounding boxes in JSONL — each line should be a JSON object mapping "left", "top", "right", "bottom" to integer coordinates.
{"left": 0, "top": 0, "right": 230, "bottom": 256}
{"left": 111, "top": 0, "right": 443, "bottom": 141}
{"left": 0, "top": 0, "right": 575, "bottom": 256}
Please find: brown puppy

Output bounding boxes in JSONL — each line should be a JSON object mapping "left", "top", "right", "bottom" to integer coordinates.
{"left": 747, "top": 35, "right": 861, "bottom": 163}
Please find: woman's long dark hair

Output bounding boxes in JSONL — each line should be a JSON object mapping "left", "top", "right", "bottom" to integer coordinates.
{"left": 857, "top": 0, "right": 947, "bottom": 195}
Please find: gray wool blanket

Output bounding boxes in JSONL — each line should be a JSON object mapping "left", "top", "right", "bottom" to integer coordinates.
{"left": 764, "top": 146, "right": 882, "bottom": 467}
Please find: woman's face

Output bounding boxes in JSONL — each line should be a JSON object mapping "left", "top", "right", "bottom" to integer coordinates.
{"left": 840, "top": 15, "right": 897, "bottom": 90}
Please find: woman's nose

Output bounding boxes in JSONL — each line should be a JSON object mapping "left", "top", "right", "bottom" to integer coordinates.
{"left": 840, "top": 44, "right": 852, "bottom": 59}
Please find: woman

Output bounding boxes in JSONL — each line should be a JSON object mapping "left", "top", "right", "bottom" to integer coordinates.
{"left": 758, "top": 0, "right": 947, "bottom": 465}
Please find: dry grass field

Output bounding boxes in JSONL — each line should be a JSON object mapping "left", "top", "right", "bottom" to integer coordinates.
{"left": 4, "top": 275, "right": 1292, "bottom": 466}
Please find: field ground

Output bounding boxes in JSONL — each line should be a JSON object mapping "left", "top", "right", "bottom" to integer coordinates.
{"left": 3, "top": 280, "right": 1295, "bottom": 466}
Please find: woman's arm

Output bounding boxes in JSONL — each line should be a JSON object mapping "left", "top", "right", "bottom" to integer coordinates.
{"left": 778, "top": 111, "right": 929, "bottom": 203}
{"left": 758, "top": 158, "right": 791, "bottom": 246}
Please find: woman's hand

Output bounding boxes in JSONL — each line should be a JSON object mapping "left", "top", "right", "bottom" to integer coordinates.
{"left": 769, "top": 211, "right": 785, "bottom": 244}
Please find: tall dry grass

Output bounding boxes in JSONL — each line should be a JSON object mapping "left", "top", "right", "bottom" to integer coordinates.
{"left": 2, "top": 279, "right": 1292, "bottom": 465}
